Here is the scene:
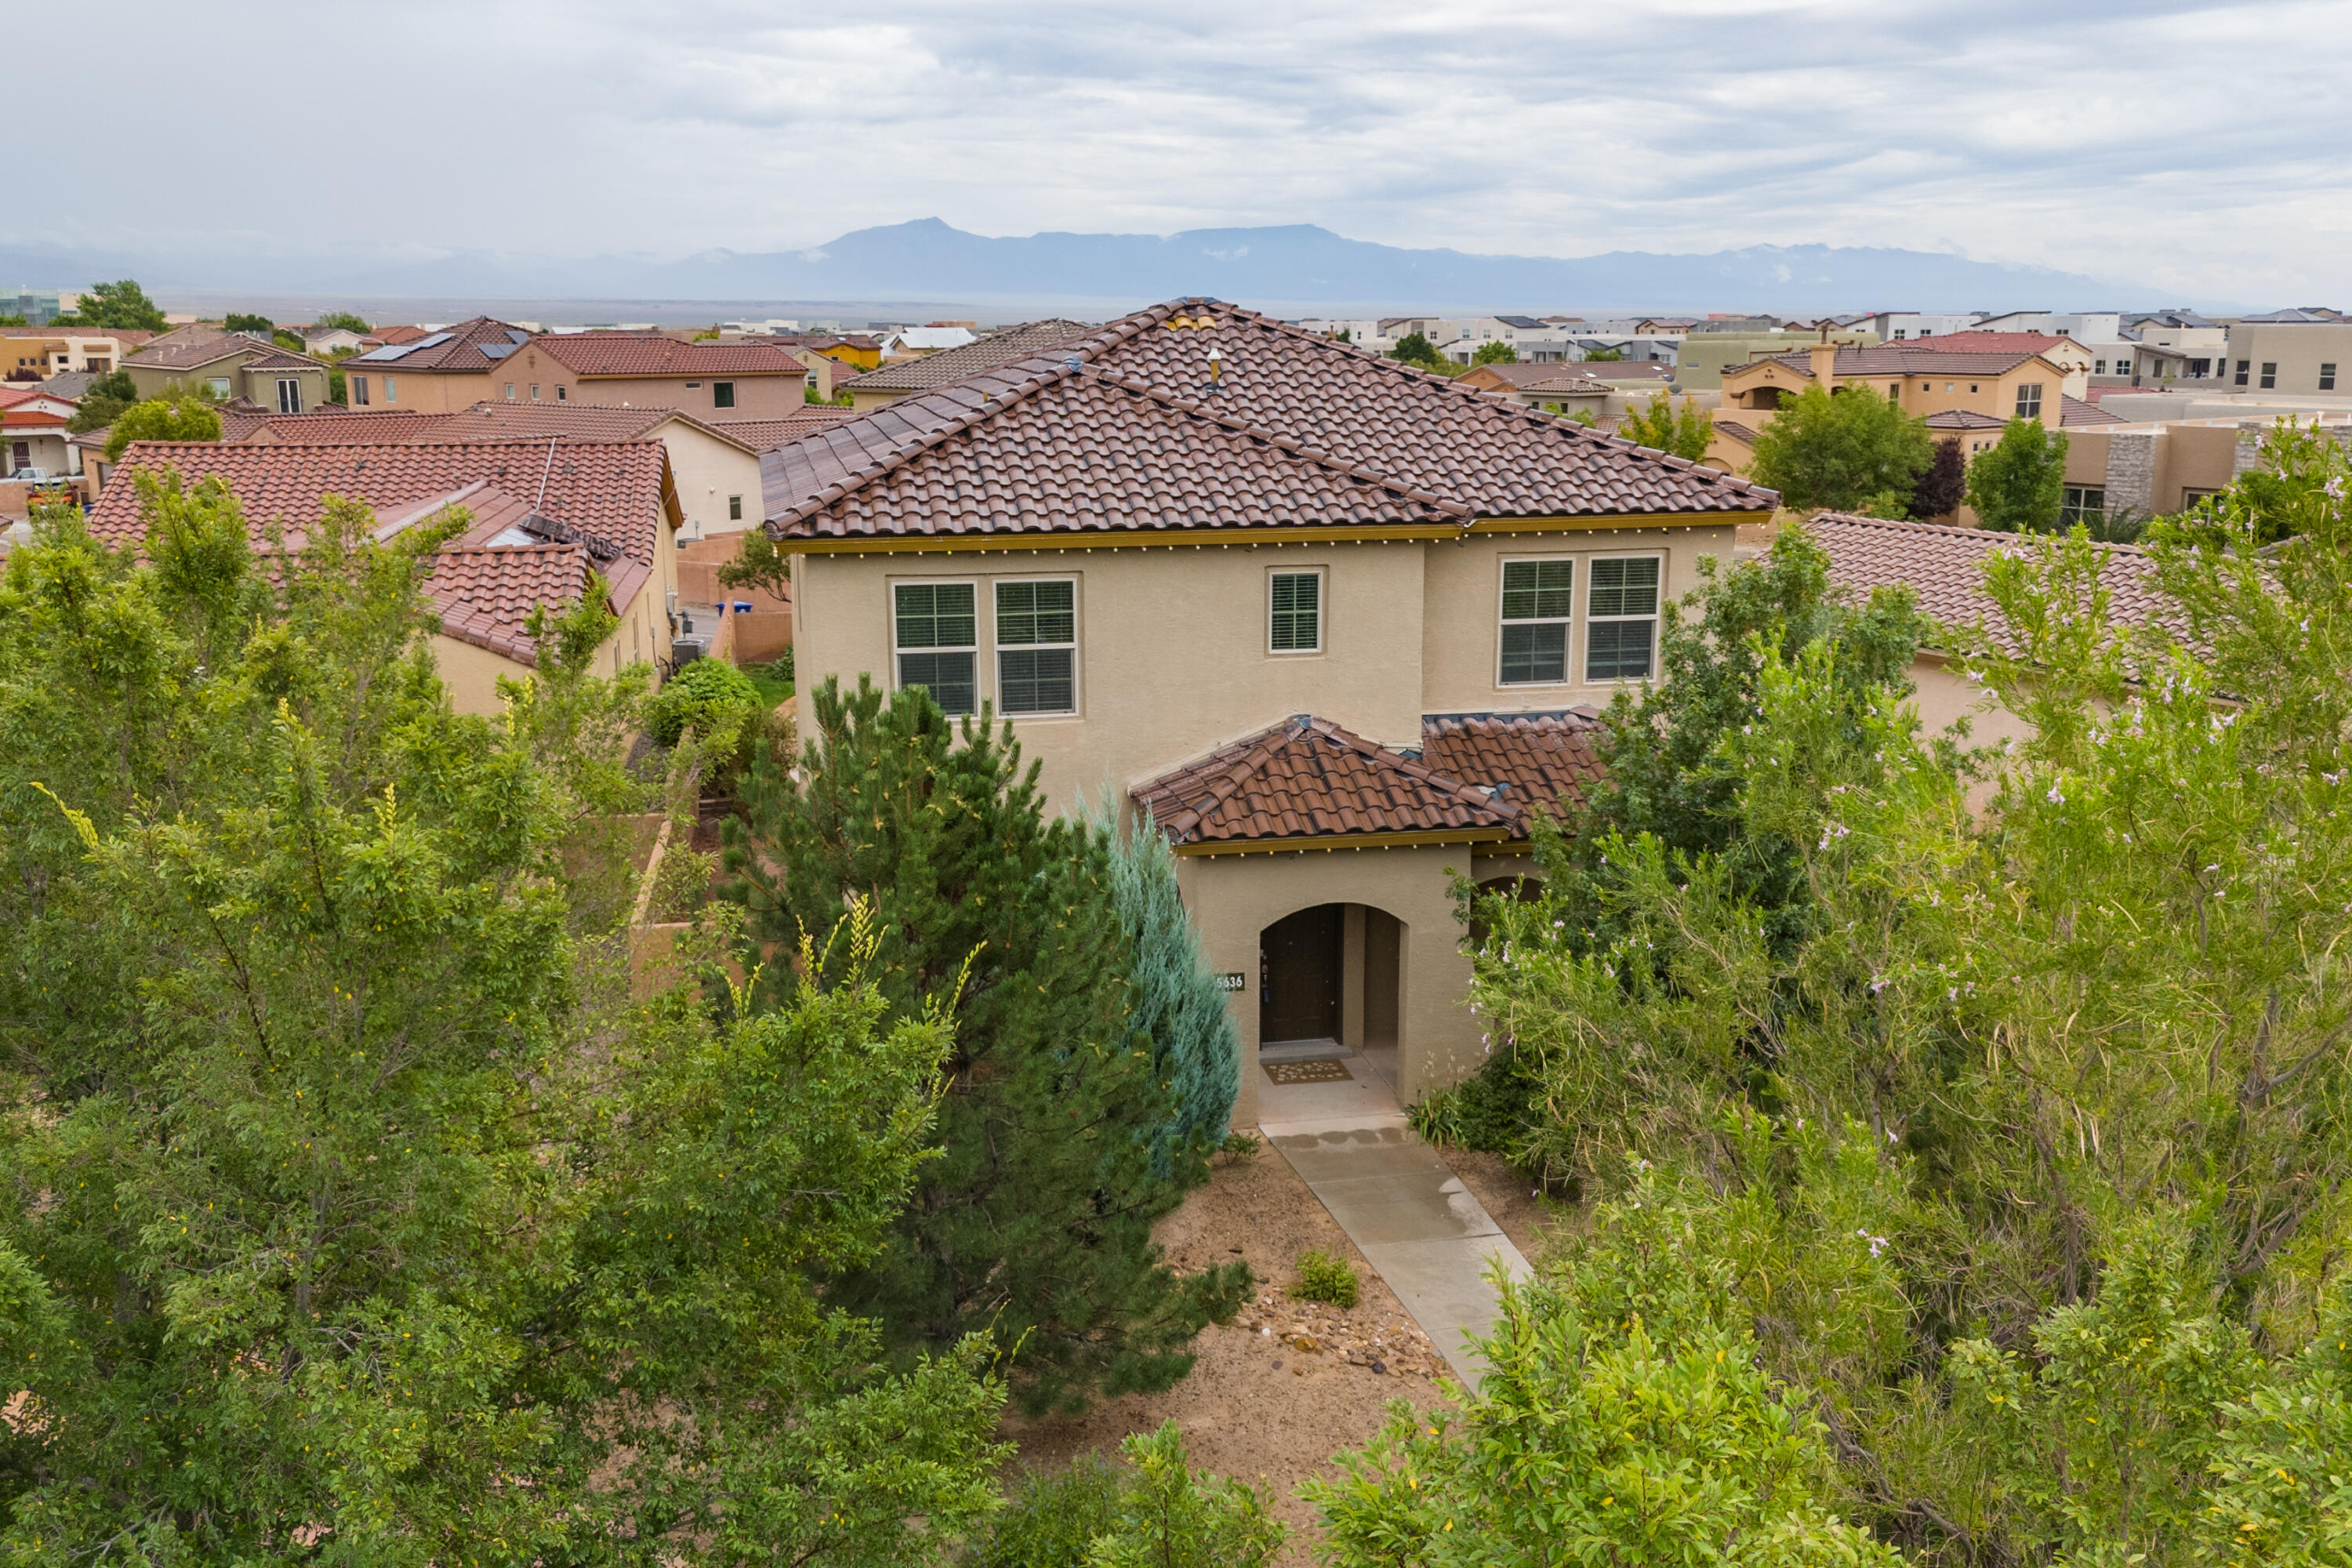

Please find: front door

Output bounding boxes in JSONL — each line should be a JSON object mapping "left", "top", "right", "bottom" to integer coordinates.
{"left": 1261, "top": 904, "right": 1343, "bottom": 1044}
{"left": 9, "top": 441, "right": 27, "bottom": 474}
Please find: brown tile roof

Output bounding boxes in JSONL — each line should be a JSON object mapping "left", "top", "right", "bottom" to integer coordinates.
{"left": 127, "top": 328, "right": 322, "bottom": 374}
{"left": 1417, "top": 712, "right": 1604, "bottom": 832}
{"left": 764, "top": 298, "right": 1775, "bottom": 539}
{"left": 426, "top": 540, "right": 596, "bottom": 666}
{"left": 841, "top": 320, "right": 1094, "bottom": 393}
{"left": 347, "top": 318, "right": 534, "bottom": 375}
{"left": 1134, "top": 715, "right": 1524, "bottom": 849}
{"left": 1457, "top": 362, "right": 1601, "bottom": 390}
{"left": 1518, "top": 374, "right": 1614, "bottom": 395}
{"left": 1905, "top": 332, "right": 2072, "bottom": 355}
{"left": 1736, "top": 345, "right": 2048, "bottom": 380}
{"left": 1805, "top": 511, "right": 2169, "bottom": 656}
{"left": 89, "top": 441, "right": 674, "bottom": 604}
{"left": 231, "top": 410, "right": 462, "bottom": 445}
{"left": 1714, "top": 419, "right": 1758, "bottom": 444}
{"left": 374, "top": 325, "right": 431, "bottom": 345}
{"left": 2060, "top": 394, "right": 2125, "bottom": 426}
{"left": 1924, "top": 408, "right": 2009, "bottom": 430}
{"left": 1579, "top": 361, "right": 1675, "bottom": 381}
{"left": 710, "top": 409, "right": 859, "bottom": 450}
{"left": 417, "top": 400, "right": 760, "bottom": 452}
{"left": 532, "top": 334, "right": 809, "bottom": 379}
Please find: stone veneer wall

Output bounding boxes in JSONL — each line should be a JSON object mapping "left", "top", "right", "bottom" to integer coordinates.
{"left": 2104, "top": 430, "right": 2158, "bottom": 517}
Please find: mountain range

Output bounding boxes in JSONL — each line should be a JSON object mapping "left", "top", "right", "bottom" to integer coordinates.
{"left": 1, "top": 218, "right": 2194, "bottom": 316}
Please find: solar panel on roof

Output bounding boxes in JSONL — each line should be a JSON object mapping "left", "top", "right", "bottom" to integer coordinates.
{"left": 506, "top": 329, "right": 532, "bottom": 343}
{"left": 358, "top": 343, "right": 418, "bottom": 361}
{"left": 410, "top": 332, "right": 455, "bottom": 350}
{"left": 480, "top": 343, "right": 517, "bottom": 360}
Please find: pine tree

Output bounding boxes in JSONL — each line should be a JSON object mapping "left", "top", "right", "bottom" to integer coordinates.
{"left": 1094, "top": 799, "right": 1243, "bottom": 1167}
{"left": 722, "top": 677, "right": 1249, "bottom": 1410}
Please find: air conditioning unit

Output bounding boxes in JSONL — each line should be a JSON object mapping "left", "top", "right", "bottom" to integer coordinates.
{"left": 672, "top": 635, "right": 708, "bottom": 666}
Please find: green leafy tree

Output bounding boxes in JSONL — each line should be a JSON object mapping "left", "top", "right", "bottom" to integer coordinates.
{"left": 1749, "top": 385, "right": 1934, "bottom": 513}
{"left": 103, "top": 396, "right": 223, "bottom": 462}
{"left": 717, "top": 524, "right": 792, "bottom": 603}
{"left": 1472, "top": 340, "right": 1518, "bottom": 365}
{"left": 1390, "top": 332, "right": 1444, "bottom": 369}
{"left": 315, "top": 310, "right": 372, "bottom": 334}
{"left": 1580, "top": 344, "right": 1625, "bottom": 362}
{"left": 1911, "top": 435, "right": 1966, "bottom": 517}
{"left": 2196, "top": 413, "right": 2350, "bottom": 545}
{"left": 1090, "top": 1423, "right": 1285, "bottom": 1568}
{"left": 223, "top": 310, "right": 273, "bottom": 333}
{"left": 63, "top": 369, "right": 137, "bottom": 434}
{"left": 1621, "top": 390, "right": 1715, "bottom": 461}
{"left": 722, "top": 677, "right": 1250, "bottom": 1411}
{"left": 1963, "top": 415, "right": 2069, "bottom": 532}
{"left": 52, "top": 278, "right": 169, "bottom": 331}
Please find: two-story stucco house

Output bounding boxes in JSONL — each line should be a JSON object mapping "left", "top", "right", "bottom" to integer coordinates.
{"left": 763, "top": 299, "right": 1777, "bottom": 1125}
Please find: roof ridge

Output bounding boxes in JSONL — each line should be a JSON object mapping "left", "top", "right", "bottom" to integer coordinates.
{"left": 1302, "top": 716, "right": 1522, "bottom": 822}
{"left": 1157, "top": 717, "right": 1314, "bottom": 840}
{"left": 1808, "top": 509, "right": 2155, "bottom": 559}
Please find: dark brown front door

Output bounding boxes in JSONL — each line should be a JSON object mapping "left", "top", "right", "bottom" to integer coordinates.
{"left": 1261, "top": 904, "right": 1343, "bottom": 1044}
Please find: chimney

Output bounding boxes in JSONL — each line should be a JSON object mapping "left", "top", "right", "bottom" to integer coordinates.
{"left": 1807, "top": 339, "right": 1840, "bottom": 387}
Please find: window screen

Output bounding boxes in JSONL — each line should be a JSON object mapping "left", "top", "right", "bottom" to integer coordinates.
{"left": 1498, "top": 558, "right": 1573, "bottom": 684}
{"left": 1269, "top": 572, "right": 1321, "bottom": 652}
{"left": 1585, "top": 557, "right": 1661, "bottom": 681}
{"left": 894, "top": 583, "right": 977, "bottom": 714}
{"left": 996, "top": 579, "right": 1076, "bottom": 714}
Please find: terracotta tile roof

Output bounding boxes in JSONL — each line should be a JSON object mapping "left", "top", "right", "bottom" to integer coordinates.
{"left": 416, "top": 401, "right": 760, "bottom": 452}
{"left": 1134, "top": 715, "right": 1524, "bottom": 849}
{"left": 88, "top": 440, "right": 673, "bottom": 593}
{"left": 1905, "top": 332, "right": 2072, "bottom": 355}
{"left": 1924, "top": 408, "right": 2009, "bottom": 430}
{"left": 1417, "top": 712, "right": 1605, "bottom": 832}
{"left": 842, "top": 320, "right": 1094, "bottom": 393}
{"left": 1736, "top": 345, "right": 2047, "bottom": 379}
{"left": 127, "top": 328, "right": 321, "bottom": 374}
{"left": 1805, "top": 511, "right": 2169, "bottom": 656}
{"left": 1458, "top": 362, "right": 1602, "bottom": 390}
{"left": 348, "top": 318, "right": 534, "bottom": 374}
{"left": 2060, "top": 394, "right": 2125, "bottom": 426}
{"left": 426, "top": 542, "right": 596, "bottom": 665}
{"left": 1579, "top": 361, "right": 1675, "bottom": 381}
{"left": 231, "top": 410, "right": 461, "bottom": 444}
{"left": 532, "top": 334, "right": 808, "bottom": 379}
{"left": 765, "top": 298, "right": 1774, "bottom": 539}
{"left": 710, "top": 409, "right": 859, "bottom": 450}
{"left": 1518, "top": 374, "right": 1614, "bottom": 395}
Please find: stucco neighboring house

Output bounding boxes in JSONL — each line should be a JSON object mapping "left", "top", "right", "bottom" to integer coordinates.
{"left": 1721, "top": 343, "right": 2082, "bottom": 436}
{"left": 1452, "top": 364, "right": 1619, "bottom": 422}
{"left": 1, "top": 385, "right": 81, "bottom": 476}
{"left": 339, "top": 318, "right": 537, "bottom": 413}
{"left": 838, "top": 320, "right": 1093, "bottom": 413}
{"left": 2, "top": 329, "right": 147, "bottom": 379}
{"left": 122, "top": 327, "right": 332, "bottom": 413}
{"left": 297, "top": 325, "right": 369, "bottom": 356}
{"left": 764, "top": 297, "right": 1778, "bottom": 1123}
{"left": 2220, "top": 318, "right": 2352, "bottom": 397}
{"left": 413, "top": 401, "right": 763, "bottom": 544}
{"left": 514, "top": 334, "right": 819, "bottom": 420}
{"left": 87, "top": 438, "right": 683, "bottom": 713}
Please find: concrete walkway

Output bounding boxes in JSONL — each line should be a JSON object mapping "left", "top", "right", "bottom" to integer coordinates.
{"left": 1258, "top": 1051, "right": 1531, "bottom": 1388}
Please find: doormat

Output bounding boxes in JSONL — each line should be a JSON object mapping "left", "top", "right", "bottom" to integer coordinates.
{"left": 1263, "top": 1058, "right": 1352, "bottom": 1084}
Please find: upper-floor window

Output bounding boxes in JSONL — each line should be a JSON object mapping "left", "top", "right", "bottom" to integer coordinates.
{"left": 2015, "top": 383, "right": 2043, "bottom": 419}
{"left": 1586, "top": 557, "right": 1661, "bottom": 681}
{"left": 996, "top": 579, "right": 1076, "bottom": 715}
{"left": 276, "top": 377, "right": 302, "bottom": 414}
{"left": 727, "top": 494, "right": 743, "bottom": 521}
{"left": 383, "top": 377, "right": 398, "bottom": 403}
{"left": 2235, "top": 359, "right": 2250, "bottom": 386}
{"left": 1497, "top": 558, "right": 1573, "bottom": 684}
{"left": 504, "top": 383, "right": 516, "bottom": 401}
{"left": 208, "top": 377, "right": 230, "bottom": 398}
{"left": 530, "top": 384, "right": 542, "bottom": 401}
{"left": 894, "top": 582, "right": 977, "bottom": 715}
{"left": 1269, "top": 570, "right": 1322, "bottom": 653}
{"left": 2260, "top": 362, "right": 2278, "bottom": 389}
{"left": 2323, "top": 363, "right": 2339, "bottom": 391}
{"left": 556, "top": 386, "right": 567, "bottom": 401}
{"left": 714, "top": 381, "right": 737, "bottom": 408}
{"left": 350, "top": 376, "right": 369, "bottom": 405}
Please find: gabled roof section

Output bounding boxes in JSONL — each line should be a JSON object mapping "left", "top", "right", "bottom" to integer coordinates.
{"left": 348, "top": 318, "right": 532, "bottom": 373}
{"left": 426, "top": 543, "right": 597, "bottom": 666}
{"left": 1733, "top": 344, "right": 2049, "bottom": 379}
{"left": 126, "top": 328, "right": 318, "bottom": 374}
{"left": 2060, "top": 394, "right": 2125, "bottom": 426}
{"left": 1134, "top": 714, "right": 1524, "bottom": 851}
{"left": 1924, "top": 408, "right": 2009, "bottom": 430}
{"left": 1418, "top": 712, "right": 1605, "bottom": 834}
{"left": 420, "top": 400, "right": 760, "bottom": 453}
{"left": 764, "top": 298, "right": 1774, "bottom": 539}
{"left": 231, "top": 409, "right": 462, "bottom": 445}
{"left": 531, "top": 334, "right": 808, "bottom": 378}
{"left": 843, "top": 319, "right": 1094, "bottom": 394}
{"left": 710, "top": 409, "right": 859, "bottom": 451}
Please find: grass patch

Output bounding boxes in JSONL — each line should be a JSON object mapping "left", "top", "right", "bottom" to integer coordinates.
{"left": 1288, "top": 1249, "right": 1359, "bottom": 1308}
{"left": 739, "top": 659, "right": 794, "bottom": 710}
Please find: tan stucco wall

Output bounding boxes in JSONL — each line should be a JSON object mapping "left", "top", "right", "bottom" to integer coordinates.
{"left": 1176, "top": 845, "right": 1482, "bottom": 1127}
{"left": 572, "top": 375, "right": 809, "bottom": 420}
{"left": 658, "top": 426, "right": 764, "bottom": 543}
{"left": 346, "top": 369, "right": 493, "bottom": 414}
{"left": 431, "top": 633, "right": 531, "bottom": 715}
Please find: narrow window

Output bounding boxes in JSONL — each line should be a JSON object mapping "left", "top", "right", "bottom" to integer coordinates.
{"left": 2324, "top": 362, "right": 2339, "bottom": 391}
{"left": 995, "top": 580, "right": 1076, "bottom": 715}
{"left": 556, "top": 385, "right": 567, "bottom": 401}
{"left": 893, "top": 583, "right": 977, "bottom": 714}
{"left": 1269, "top": 571, "right": 1322, "bottom": 653}
{"left": 2095, "top": 359, "right": 2107, "bottom": 375}
{"left": 2015, "top": 383, "right": 2043, "bottom": 419}
{"left": 350, "top": 376, "right": 369, "bottom": 405}
{"left": 1497, "top": 558, "right": 1573, "bottom": 684}
{"left": 2235, "top": 359, "right": 2250, "bottom": 386}
{"left": 2061, "top": 485, "right": 2106, "bottom": 527}
{"left": 505, "top": 383, "right": 516, "bottom": 401}
{"left": 1585, "top": 557, "right": 1661, "bottom": 681}
{"left": 2261, "top": 361, "right": 2278, "bottom": 390}
{"left": 713, "top": 380, "right": 736, "bottom": 408}
{"left": 383, "top": 377, "right": 397, "bottom": 403}
{"left": 277, "top": 377, "right": 302, "bottom": 413}
{"left": 727, "top": 495, "right": 743, "bottom": 522}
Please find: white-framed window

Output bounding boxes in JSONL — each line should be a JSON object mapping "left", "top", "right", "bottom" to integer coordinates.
{"left": 1268, "top": 569, "right": 1323, "bottom": 653}
{"left": 2014, "top": 383, "right": 2042, "bottom": 419}
{"left": 276, "top": 377, "right": 302, "bottom": 413}
{"left": 207, "top": 377, "right": 230, "bottom": 397}
{"left": 505, "top": 383, "right": 516, "bottom": 400}
{"left": 995, "top": 578, "right": 1076, "bottom": 715}
{"left": 350, "top": 376, "right": 369, "bottom": 406}
{"left": 530, "top": 383, "right": 541, "bottom": 401}
{"left": 727, "top": 494, "right": 743, "bottom": 521}
{"left": 1497, "top": 557, "right": 1573, "bottom": 684}
{"left": 383, "top": 377, "right": 398, "bottom": 403}
{"left": 893, "top": 581, "right": 977, "bottom": 715}
{"left": 556, "top": 385, "right": 567, "bottom": 401}
{"left": 1585, "top": 556, "right": 1661, "bottom": 681}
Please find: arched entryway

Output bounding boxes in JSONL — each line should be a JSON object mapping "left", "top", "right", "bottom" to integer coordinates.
{"left": 1259, "top": 902, "right": 1407, "bottom": 1086}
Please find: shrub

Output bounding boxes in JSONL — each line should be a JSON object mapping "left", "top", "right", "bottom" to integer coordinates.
{"left": 1290, "top": 1249, "right": 1360, "bottom": 1308}
{"left": 647, "top": 656, "right": 760, "bottom": 747}
{"left": 976, "top": 1453, "right": 1127, "bottom": 1568}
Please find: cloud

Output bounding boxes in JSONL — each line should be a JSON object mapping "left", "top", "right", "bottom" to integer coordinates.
{"left": 14, "top": 0, "right": 2350, "bottom": 300}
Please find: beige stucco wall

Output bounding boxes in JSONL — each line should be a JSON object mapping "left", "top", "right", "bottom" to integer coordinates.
{"left": 346, "top": 369, "right": 492, "bottom": 414}
{"left": 1176, "top": 844, "right": 1481, "bottom": 1127}
{"left": 572, "top": 374, "right": 809, "bottom": 420}
{"left": 431, "top": 632, "right": 531, "bottom": 715}
{"left": 659, "top": 426, "right": 764, "bottom": 543}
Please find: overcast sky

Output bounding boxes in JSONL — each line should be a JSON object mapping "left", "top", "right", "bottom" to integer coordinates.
{"left": 22, "top": 0, "right": 2352, "bottom": 301}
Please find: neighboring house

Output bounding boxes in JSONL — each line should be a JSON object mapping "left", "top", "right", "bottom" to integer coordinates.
{"left": 122, "top": 327, "right": 331, "bottom": 412}
{"left": 514, "top": 334, "right": 819, "bottom": 419}
{"left": 414, "top": 401, "right": 764, "bottom": 543}
{"left": 775, "top": 334, "right": 882, "bottom": 372}
{"left": 0, "top": 385, "right": 79, "bottom": 476}
{"left": 764, "top": 297, "right": 1777, "bottom": 1120}
{"left": 1453, "top": 364, "right": 1616, "bottom": 419}
{"left": 1863, "top": 311, "right": 1985, "bottom": 342}
{"left": 339, "top": 318, "right": 538, "bottom": 412}
{"left": 1900, "top": 332, "right": 2093, "bottom": 394}
{"left": 2, "top": 329, "right": 147, "bottom": 379}
{"left": 2219, "top": 318, "right": 2352, "bottom": 395}
{"left": 877, "top": 325, "right": 978, "bottom": 357}
{"left": 87, "top": 439, "right": 683, "bottom": 712}
{"left": 1722, "top": 343, "right": 2078, "bottom": 424}
{"left": 710, "top": 409, "right": 862, "bottom": 451}
{"left": 1575, "top": 358, "right": 1677, "bottom": 384}
{"left": 1673, "top": 330, "right": 1871, "bottom": 390}
{"left": 298, "top": 325, "right": 369, "bottom": 356}
{"left": 1973, "top": 310, "right": 2122, "bottom": 342}
{"left": 837, "top": 320, "right": 1092, "bottom": 413}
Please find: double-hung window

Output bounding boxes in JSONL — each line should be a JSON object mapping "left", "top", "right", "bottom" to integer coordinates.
{"left": 1497, "top": 558, "right": 1573, "bottom": 684}
{"left": 2235, "top": 359, "right": 2250, "bottom": 386}
{"left": 2061, "top": 485, "right": 2106, "bottom": 527}
{"left": 893, "top": 583, "right": 977, "bottom": 715}
{"left": 2323, "top": 363, "right": 2339, "bottom": 391}
{"left": 276, "top": 377, "right": 302, "bottom": 413}
{"left": 2261, "top": 361, "right": 2278, "bottom": 390}
{"left": 995, "top": 579, "right": 1076, "bottom": 714}
{"left": 2015, "top": 383, "right": 2043, "bottom": 419}
{"left": 1585, "top": 557, "right": 1661, "bottom": 681}
{"left": 350, "top": 376, "right": 370, "bottom": 405}
{"left": 1269, "top": 571, "right": 1322, "bottom": 653}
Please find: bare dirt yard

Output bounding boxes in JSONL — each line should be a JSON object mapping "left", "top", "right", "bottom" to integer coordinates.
{"left": 999, "top": 1134, "right": 1571, "bottom": 1540}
